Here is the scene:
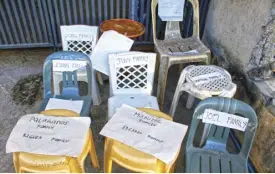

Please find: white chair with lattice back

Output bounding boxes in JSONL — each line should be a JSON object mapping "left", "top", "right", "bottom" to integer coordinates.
{"left": 107, "top": 52, "right": 160, "bottom": 120}
{"left": 54, "top": 25, "right": 102, "bottom": 105}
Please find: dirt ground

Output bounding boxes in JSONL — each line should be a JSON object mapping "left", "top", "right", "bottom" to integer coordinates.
{"left": 0, "top": 48, "right": 238, "bottom": 173}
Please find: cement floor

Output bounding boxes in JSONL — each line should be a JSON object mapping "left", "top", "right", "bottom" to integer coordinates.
{"left": 0, "top": 48, "right": 238, "bottom": 173}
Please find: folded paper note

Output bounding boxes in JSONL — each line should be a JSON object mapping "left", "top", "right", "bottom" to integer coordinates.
{"left": 91, "top": 30, "right": 134, "bottom": 75}
{"left": 45, "top": 98, "right": 83, "bottom": 114}
{"left": 6, "top": 114, "right": 91, "bottom": 157}
{"left": 100, "top": 104, "right": 188, "bottom": 164}
{"left": 159, "top": 0, "right": 185, "bottom": 21}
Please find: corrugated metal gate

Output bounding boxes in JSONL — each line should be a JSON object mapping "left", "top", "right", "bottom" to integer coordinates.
{"left": 0, "top": 0, "right": 210, "bottom": 49}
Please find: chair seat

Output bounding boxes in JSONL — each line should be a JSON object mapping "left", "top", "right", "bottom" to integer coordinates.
{"left": 18, "top": 130, "right": 90, "bottom": 169}
{"left": 111, "top": 140, "right": 172, "bottom": 173}
{"left": 107, "top": 95, "right": 159, "bottom": 119}
{"left": 155, "top": 37, "right": 210, "bottom": 56}
{"left": 40, "top": 95, "right": 92, "bottom": 116}
{"left": 186, "top": 148, "right": 247, "bottom": 173}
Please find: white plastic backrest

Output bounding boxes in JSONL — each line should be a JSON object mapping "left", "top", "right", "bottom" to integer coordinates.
{"left": 60, "top": 25, "right": 99, "bottom": 56}
{"left": 109, "top": 52, "right": 156, "bottom": 95}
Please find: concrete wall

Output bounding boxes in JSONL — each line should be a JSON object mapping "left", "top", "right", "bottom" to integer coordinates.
{"left": 202, "top": 0, "right": 275, "bottom": 172}
{"left": 202, "top": 0, "right": 273, "bottom": 73}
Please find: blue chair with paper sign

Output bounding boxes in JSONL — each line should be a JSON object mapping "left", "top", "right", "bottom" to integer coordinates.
{"left": 185, "top": 97, "right": 257, "bottom": 173}
{"left": 40, "top": 51, "right": 93, "bottom": 116}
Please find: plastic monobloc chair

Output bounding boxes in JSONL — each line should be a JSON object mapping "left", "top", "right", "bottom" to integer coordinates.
{"left": 57, "top": 25, "right": 102, "bottom": 105}
{"left": 104, "top": 108, "right": 179, "bottom": 173}
{"left": 151, "top": 0, "right": 211, "bottom": 110}
{"left": 185, "top": 97, "right": 258, "bottom": 173}
{"left": 107, "top": 52, "right": 159, "bottom": 120}
{"left": 40, "top": 51, "right": 93, "bottom": 116}
{"left": 169, "top": 65, "right": 237, "bottom": 117}
{"left": 13, "top": 109, "right": 99, "bottom": 173}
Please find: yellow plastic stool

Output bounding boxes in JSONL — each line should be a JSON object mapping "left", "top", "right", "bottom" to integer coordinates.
{"left": 13, "top": 109, "right": 99, "bottom": 173}
{"left": 104, "top": 108, "right": 179, "bottom": 173}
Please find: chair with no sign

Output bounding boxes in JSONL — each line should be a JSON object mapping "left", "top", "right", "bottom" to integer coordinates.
{"left": 13, "top": 109, "right": 99, "bottom": 173}
{"left": 185, "top": 97, "right": 257, "bottom": 173}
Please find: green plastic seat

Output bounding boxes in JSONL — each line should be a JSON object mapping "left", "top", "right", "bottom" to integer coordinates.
{"left": 185, "top": 97, "right": 257, "bottom": 173}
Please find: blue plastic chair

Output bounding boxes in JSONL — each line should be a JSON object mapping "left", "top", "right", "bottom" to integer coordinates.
{"left": 185, "top": 97, "right": 258, "bottom": 173}
{"left": 40, "top": 51, "right": 93, "bottom": 116}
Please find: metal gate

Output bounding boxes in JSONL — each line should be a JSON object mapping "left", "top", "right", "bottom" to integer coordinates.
{"left": 0, "top": 0, "right": 210, "bottom": 49}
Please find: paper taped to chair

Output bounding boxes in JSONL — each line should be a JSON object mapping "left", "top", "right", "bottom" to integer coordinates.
{"left": 159, "top": 0, "right": 185, "bottom": 21}
{"left": 91, "top": 30, "right": 134, "bottom": 75}
{"left": 190, "top": 72, "right": 226, "bottom": 86}
{"left": 6, "top": 114, "right": 91, "bottom": 157}
{"left": 202, "top": 109, "right": 249, "bottom": 131}
{"left": 100, "top": 104, "right": 188, "bottom": 164}
{"left": 45, "top": 98, "right": 83, "bottom": 114}
{"left": 52, "top": 60, "right": 87, "bottom": 72}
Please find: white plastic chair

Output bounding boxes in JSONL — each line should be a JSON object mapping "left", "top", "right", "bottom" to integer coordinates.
{"left": 54, "top": 25, "right": 102, "bottom": 105}
{"left": 169, "top": 65, "right": 237, "bottom": 146}
{"left": 169, "top": 65, "right": 237, "bottom": 117}
{"left": 107, "top": 52, "right": 160, "bottom": 120}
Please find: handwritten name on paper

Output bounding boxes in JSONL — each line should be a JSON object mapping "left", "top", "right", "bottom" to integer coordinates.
{"left": 100, "top": 104, "right": 188, "bottom": 164}
{"left": 6, "top": 114, "right": 91, "bottom": 157}
{"left": 190, "top": 72, "right": 226, "bottom": 86}
{"left": 202, "top": 109, "right": 249, "bottom": 131}
{"left": 64, "top": 33, "right": 94, "bottom": 40}
{"left": 52, "top": 60, "right": 87, "bottom": 72}
{"left": 158, "top": 0, "right": 185, "bottom": 21}
{"left": 111, "top": 53, "right": 154, "bottom": 68}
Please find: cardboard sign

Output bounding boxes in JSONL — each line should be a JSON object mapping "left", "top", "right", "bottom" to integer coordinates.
{"left": 52, "top": 60, "right": 87, "bottom": 72}
{"left": 100, "top": 105, "right": 188, "bottom": 164}
{"left": 45, "top": 98, "right": 84, "bottom": 114}
{"left": 202, "top": 109, "right": 249, "bottom": 132}
{"left": 91, "top": 30, "right": 134, "bottom": 75}
{"left": 6, "top": 114, "right": 91, "bottom": 157}
{"left": 190, "top": 72, "right": 226, "bottom": 86}
{"left": 159, "top": 0, "right": 185, "bottom": 21}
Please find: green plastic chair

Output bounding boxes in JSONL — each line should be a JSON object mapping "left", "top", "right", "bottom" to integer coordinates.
{"left": 185, "top": 97, "right": 257, "bottom": 173}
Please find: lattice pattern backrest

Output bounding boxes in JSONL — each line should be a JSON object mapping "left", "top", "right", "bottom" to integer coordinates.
{"left": 188, "top": 65, "right": 232, "bottom": 91}
{"left": 61, "top": 25, "right": 99, "bottom": 56}
{"left": 109, "top": 52, "right": 156, "bottom": 95}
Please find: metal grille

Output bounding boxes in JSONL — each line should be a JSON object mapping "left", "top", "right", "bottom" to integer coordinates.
{"left": 0, "top": 0, "right": 210, "bottom": 49}
{"left": 116, "top": 65, "right": 148, "bottom": 89}
{"left": 67, "top": 40, "right": 93, "bottom": 55}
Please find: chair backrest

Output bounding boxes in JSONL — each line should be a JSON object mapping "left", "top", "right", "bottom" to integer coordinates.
{"left": 151, "top": 0, "right": 200, "bottom": 43}
{"left": 43, "top": 51, "right": 93, "bottom": 98}
{"left": 61, "top": 25, "right": 99, "bottom": 55}
{"left": 186, "top": 97, "right": 257, "bottom": 158}
{"left": 108, "top": 52, "right": 156, "bottom": 96}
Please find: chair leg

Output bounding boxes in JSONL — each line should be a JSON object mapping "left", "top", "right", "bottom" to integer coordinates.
{"left": 13, "top": 153, "right": 20, "bottom": 173}
{"left": 169, "top": 90, "right": 183, "bottom": 118}
{"left": 97, "top": 72, "right": 104, "bottom": 86}
{"left": 186, "top": 94, "right": 196, "bottom": 109}
{"left": 89, "top": 130, "right": 99, "bottom": 168}
{"left": 104, "top": 139, "right": 113, "bottom": 173}
{"left": 157, "top": 57, "right": 170, "bottom": 111}
{"left": 91, "top": 69, "right": 102, "bottom": 105}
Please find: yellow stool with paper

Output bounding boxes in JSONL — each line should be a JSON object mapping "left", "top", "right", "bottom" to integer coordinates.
{"left": 104, "top": 108, "right": 179, "bottom": 173}
{"left": 13, "top": 109, "right": 99, "bottom": 173}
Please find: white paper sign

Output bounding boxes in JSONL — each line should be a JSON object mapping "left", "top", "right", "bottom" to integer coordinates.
{"left": 52, "top": 60, "right": 87, "bottom": 72}
{"left": 100, "top": 105, "right": 188, "bottom": 164}
{"left": 6, "top": 114, "right": 91, "bottom": 157}
{"left": 202, "top": 109, "right": 249, "bottom": 131}
{"left": 91, "top": 30, "right": 134, "bottom": 75}
{"left": 168, "top": 49, "right": 199, "bottom": 56}
{"left": 159, "top": 0, "right": 185, "bottom": 21}
{"left": 190, "top": 72, "right": 226, "bottom": 86}
{"left": 45, "top": 98, "right": 84, "bottom": 114}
